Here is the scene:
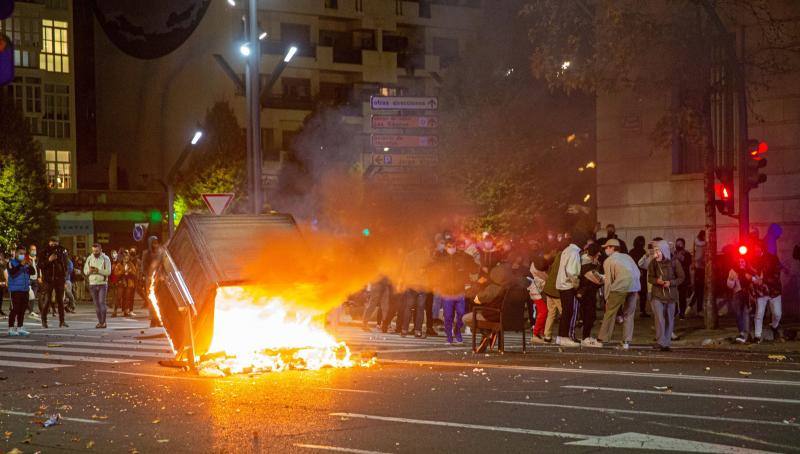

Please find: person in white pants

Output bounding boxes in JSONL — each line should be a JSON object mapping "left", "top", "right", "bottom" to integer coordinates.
{"left": 750, "top": 242, "right": 783, "bottom": 343}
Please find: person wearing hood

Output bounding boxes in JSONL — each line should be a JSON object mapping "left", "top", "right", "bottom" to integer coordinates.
{"left": 430, "top": 240, "right": 478, "bottom": 345}
{"left": 691, "top": 230, "right": 707, "bottom": 317}
{"left": 647, "top": 240, "right": 685, "bottom": 351}
{"left": 554, "top": 230, "right": 588, "bottom": 347}
{"left": 628, "top": 236, "right": 649, "bottom": 318}
{"left": 463, "top": 261, "right": 514, "bottom": 326}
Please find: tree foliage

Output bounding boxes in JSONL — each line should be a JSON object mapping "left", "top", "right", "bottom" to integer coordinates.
{"left": 438, "top": 7, "right": 595, "bottom": 236}
{"left": 174, "top": 101, "right": 246, "bottom": 223}
{"left": 0, "top": 92, "right": 56, "bottom": 251}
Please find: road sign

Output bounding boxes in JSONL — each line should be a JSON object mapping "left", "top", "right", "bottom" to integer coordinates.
{"left": 370, "top": 96, "right": 438, "bottom": 110}
{"left": 201, "top": 193, "right": 234, "bottom": 215}
{"left": 371, "top": 134, "right": 438, "bottom": 148}
{"left": 371, "top": 115, "right": 439, "bottom": 129}
{"left": 367, "top": 153, "right": 438, "bottom": 167}
{"left": 133, "top": 223, "right": 149, "bottom": 242}
{"left": 95, "top": 232, "right": 110, "bottom": 244}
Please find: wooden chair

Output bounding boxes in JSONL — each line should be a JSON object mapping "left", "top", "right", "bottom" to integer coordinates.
{"left": 470, "top": 287, "right": 528, "bottom": 354}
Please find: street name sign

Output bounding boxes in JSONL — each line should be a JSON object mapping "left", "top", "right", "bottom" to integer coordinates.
{"left": 371, "top": 115, "right": 439, "bottom": 129}
{"left": 201, "top": 193, "right": 234, "bottom": 215}
{"left": 367, "top": 153, "right": 438, "bottom": 167}
{"left": 371, "top": 96, "right": 438, "bottom": 110}
{"left": 371, "top": 134, "right": 438, "bottom": 148}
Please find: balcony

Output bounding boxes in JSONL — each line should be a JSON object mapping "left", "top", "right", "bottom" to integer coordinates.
{"left": 332, "top": 47, "right": 363, "bottom": 65}
{"left": 261, "top": 40, "right": 317, "bottom": 59}
{"left": 263, "top": 95, "right": 314, "bottom": 111}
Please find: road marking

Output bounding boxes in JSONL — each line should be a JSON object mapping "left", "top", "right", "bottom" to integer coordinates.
{"left": 534, "top": 349, "right": 800, "bottom": 368}
{"left": 329, "top": 413, "right": 770, "bottom": 453}
{"left": 768, "top": 369, "right": 800, "bottom": 374}
{"left": 95, "top": 369, "right": 212, "bottom": 381}
{"left": 0, "top": 359, "right": 72, "bottom": 369}
{"left": 0, "top": 409, "right": 106, "bottom": 424}
{"left": 378, "top": 359, "right": 800, "bottom": 387}
{"left": 0, "top": 338, "right": 34, "bottom": 343}
{"left": 489, "top": 400, "right": 800, "bottom": 428}
{"left": 0, "top": 351, "right": 136, "bottom": 364}
{"left": 0, "top": 344, "right": 171, "bottom": 358}
{"left": 562, "top": 385, "right": 800, "bottom": 405}
{"left": 330, "top": 412, "right": 590, "bottom": 439}
{"left": 648, "top": 421, "right": 799, "bottom": 452}
{"left": 55, "top": 341, "right": 172, "bottom": 351}
{"left": 293, "top": 444, "right": 390, "bottom": 454}
{"left": 317, "top": 387, "right": 378, "bottom": 394}
{"left": 376, "top": 347, "right": 465, "bottom": 354}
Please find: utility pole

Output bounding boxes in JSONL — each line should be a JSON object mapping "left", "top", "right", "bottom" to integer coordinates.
{"left": 247, "top": 0, "right": 262, "bottom": 214}
{"left": 736, "top": 25, "right": 749, "bottom": 240}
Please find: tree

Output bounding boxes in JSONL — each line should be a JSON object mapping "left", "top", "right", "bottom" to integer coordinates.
{"left": 437, "top": 4, "right": 596, "bottom": 236}
{"left": 522, "top": 0, "right": 800, "bottom": 328}
{"left": 0, "top": 91, "right": 56, "bottom": 252}
{"left": 174, "top": 101, "right": 247, "bottom": 223}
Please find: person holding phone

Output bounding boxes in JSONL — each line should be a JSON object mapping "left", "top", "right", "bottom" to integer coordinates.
{"left": 6, "top": 246, "right": 35, "bottom": 336}
{"left": 84, "top": 243, "right": 112, "bottom": 328}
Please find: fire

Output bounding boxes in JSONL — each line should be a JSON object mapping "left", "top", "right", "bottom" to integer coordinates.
{"left": 198, "top": 286, "right": 371, "bottom": 376}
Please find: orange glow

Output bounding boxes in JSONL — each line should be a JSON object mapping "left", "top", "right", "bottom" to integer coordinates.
{"left": 148, "top": 277, "right": 176, "bottom": 354}
{"left": 199, "top": 286, "right": 373, "bottom": 375}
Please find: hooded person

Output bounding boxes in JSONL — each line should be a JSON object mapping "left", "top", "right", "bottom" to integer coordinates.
{"left": 463, "top": 261, "right": 514, "bottom": 327}
{"left": 629, "top": 236, "right": 649, "bottom": 318}
{"left": 692, "top": 230, "right": 707, "bottom": 315}
{"left": 647, "top": 240, "right": 685, "bottom": 351}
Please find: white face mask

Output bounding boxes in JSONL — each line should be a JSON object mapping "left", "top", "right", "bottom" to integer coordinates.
{"left": 446, "top": 247, "right": 457, "bottom": 255}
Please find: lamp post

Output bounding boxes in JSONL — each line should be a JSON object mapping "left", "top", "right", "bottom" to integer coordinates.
{"left": 167, "top": 130, "right": 203, "bottom": 238}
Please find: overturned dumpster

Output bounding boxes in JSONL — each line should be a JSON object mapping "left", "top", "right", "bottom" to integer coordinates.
{"left": 152, "top": 213, "right": 302, "bottom": 366}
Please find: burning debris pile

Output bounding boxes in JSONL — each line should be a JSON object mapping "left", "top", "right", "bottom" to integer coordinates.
{"left": 194, "top": 286, "right": 373, "bottom": 376}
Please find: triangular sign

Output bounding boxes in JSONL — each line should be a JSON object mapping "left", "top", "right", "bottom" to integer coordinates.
{"left": 201, "top": 193, "right": 234, "bottom": 215}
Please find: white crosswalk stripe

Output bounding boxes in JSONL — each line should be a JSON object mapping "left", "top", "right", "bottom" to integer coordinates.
{"left": 0, "top": 344, "right": 172, "bottom": 358}
{"left": 0, "top": 350, "right": 137, "bottom": 364}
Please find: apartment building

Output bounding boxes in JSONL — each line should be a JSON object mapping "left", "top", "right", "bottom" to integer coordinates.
{"left": 92, "top": 0, "right": 483, "bottom": 195}
{"left": 1, "top": 0, "right": 76, "bottom": 194}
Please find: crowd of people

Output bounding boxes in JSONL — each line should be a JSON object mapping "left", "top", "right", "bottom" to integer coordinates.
{"left": 1, "top": 235, "right": 164, "bottom": 336}
{"left": 357, "top": 223, "right": 793, "bottom": 350}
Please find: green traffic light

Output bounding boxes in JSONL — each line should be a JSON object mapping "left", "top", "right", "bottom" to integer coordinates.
{"left": 362, "top": 228, "right": 371, "bottom": 237}
{"left": 150, "top": 210, "right": 163, "bottom": 223}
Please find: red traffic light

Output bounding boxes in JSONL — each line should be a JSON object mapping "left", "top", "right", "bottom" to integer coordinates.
{"left": 748, "top": 140, "right": 768, "bottom": 160}
{"left": 738, "top": 245, "right": 748, "bottom": 256}
{"left": 722, "top": 186, "right": 730, "bottom": 200}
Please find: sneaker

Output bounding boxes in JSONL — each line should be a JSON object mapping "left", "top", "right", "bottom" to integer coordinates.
{"left": 671, "top": 332, "right": 679, "bottom": 341}
{"left": 556, "top": 336, "right": 580, "bottom": 347}
{"left": 401, "top": 331, "right": 408, "bottom": 338}
{"left": 59, "top": 322, "right": 68, "bottom": 328}
{"left": 464, "top": 327, "right": 472, "bottom": 336}
{"left": 616, "top": 316, "right": 624, "bottom": 324}
{"left": 30, "top": 312, "right": 40, "bottom": 319}
{"left": 660, "top": 345, "right": 671, "bottom": 352}
{"left": 771, "top": 326, "right": 783, "bottom": 341}
{"left": 754, "top": 336, "right": 763, "bottom": 344}
{"left": 8, "top": 328, "right": 18, "bottom": 336}
{"left": 621, "top": 341, "right": 631, "bottom": 350}
{"left": 41, "top": 320, "right": 48, "bottom": 329}
{"left": 454, "top": 340, "right": 464, "bottom": 345}
{"left": 543, "top": 337, "right": 553, "bottom": 343}
{"left": 17, "top": 327, "right": 29, "bottom": 336}
{"left": 414, "top": 330, "right": 423, "bottom": 338}
{"left": 100, "top": 323, "right": 107, "bottom": 329}
{"left": 581, "top": 337, "right": 603, "bottom": 348}
{"left": 128, "top": 311, "right": 137, "bottom": 317}
{"left": 531, "top": 334, "right": 547, "bottom": 344}
{"left": 734, "top": 335, "right": 747, "bottom": 344}
{"left": 96, "top": 323, "right": 103, "bottom": 329}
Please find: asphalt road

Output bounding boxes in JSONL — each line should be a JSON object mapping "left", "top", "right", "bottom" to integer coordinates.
{"left": 1, "top": 309, "right": 799, "bottom": 453}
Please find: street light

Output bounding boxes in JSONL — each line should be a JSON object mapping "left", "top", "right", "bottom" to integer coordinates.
{"left": 239, "top": 42, "right": 251, "bottom": 57}
{"left": 166, "top": 130, "right": 204, "bottom": 237}
{"left": 259, "top": 31, "right": 267, "bottom": 41}
{"left": 284, "top": 46, "right": 298, "bottom": 63}
{"left": 227, "top": 0, "right": 236, "bottom": 6}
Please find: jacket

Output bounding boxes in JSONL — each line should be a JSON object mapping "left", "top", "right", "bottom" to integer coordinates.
{"left": 430, "top": 251, "right": 478, "bottom": 296}
{"left": 84, "top": 253, "right": 112, "bottom": 286}
{"left": 603, "top": 252, "right": 641, "bottom": 299}
{"left": 556, "top": 244, "right": 582, "bottom": 291}
{"left": 475, "top": 263, "right": 514, "bottom": 322}
{"left": 542, "top": 250, "right": 562, "bottom": 298}
{"left": 40, "top": 244, "right": 70, "bottom": 285}
{"left": 7, "top": 258, "right": 35, "bottom": 292}
{"left": 647, "top": 241, "right": 685, "bottom": 302}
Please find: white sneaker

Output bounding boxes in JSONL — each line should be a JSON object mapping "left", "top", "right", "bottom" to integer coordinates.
{"left": 8, "top": 327, "right": 18, "bottom": 336}
{"left": 29, "top": 312, "right": 40, "bottom": 319}
{"left": 621, "top": 341, "right": 631, "bottom": 350}
{"left": 531, "top": 335, "right": 547, "bottom": 344}
{"left": 128, "top": 311, "right": 137, "bottom": 317}
{"left": 464, "top": 326, "right": 472, "bottom": 336}
{"left": 17, "top": 327, "right": 30, "bottom": 336}
{"left": 556, "top": 336, "right": 580, "bottom": 347}
{"left": 581, "top": 337, "right": 603, "bottom": 348}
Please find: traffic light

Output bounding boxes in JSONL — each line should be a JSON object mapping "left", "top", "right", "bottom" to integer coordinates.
{"left": 738, "top": 244, "right": 748, "bottom": 256}
{"left": 714, "top": 167, "right": 735, "bottom": 215}
{"left": 0, "top": 33, "right": 12, "bottom": 87}
{"left": 745, "top": 139, "right": 768, "bottom": 191}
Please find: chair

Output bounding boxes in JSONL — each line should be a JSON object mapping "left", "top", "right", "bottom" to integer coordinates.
{"left": 470, "top": 286, "right": 527, "bottom": 354}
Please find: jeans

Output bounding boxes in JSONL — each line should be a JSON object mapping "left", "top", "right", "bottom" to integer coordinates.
{"left": 730, "top": 291, "right": 750, "bottom": 336}
{"left": 90, "top": 284, "right": 108, "bottom": 325}
{"left": 754, "top": 295, "right": 781, "bottom": 338}
{"left": 651, "top": 297, "right": 676, "bottom": 347}
{"left": 9, "top": 291, "right": 27, "bottom": 328}
{"left": 442, "top": 295, "right": 466, "bottom": 342}
{"left": 432, "top": 295, "right": 443, "bottom": 320}
{"left": 638, "top": 271, "right": 648, "bottom": 315}
{"left": 362, "top": 280, "right": 391, "bottom": 328}
{"left": 402, "top": 290, "right": 427, "bottom": 333}
{"left": 597, "top": 291, "right": 638, "bottom": 343}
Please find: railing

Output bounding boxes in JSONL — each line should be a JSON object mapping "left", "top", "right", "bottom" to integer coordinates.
{"left": 332, "top": 47, "right": 363, "bottom": 64}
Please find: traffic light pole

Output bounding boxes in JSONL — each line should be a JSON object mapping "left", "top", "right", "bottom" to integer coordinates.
{"left": 736, "top": 25, "right": 750, "bottom": 241}
{"left": 248, "top": 0, "right": 263, "bottom": 214}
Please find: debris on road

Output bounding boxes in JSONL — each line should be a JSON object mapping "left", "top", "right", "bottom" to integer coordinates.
{"left": 42, "top": 413, "right": 62, "bottom": 428}
{"left": 768, "top": 354, "right": 787, "bottom": 361}
{"left": 739, "top": 371, "right": 752, "bottom": 376}
{"left": 47, "top": 343, "right": 63, "bottom": 348}
{"left": 653, "top": 386, "right": 672, "bottom": 392}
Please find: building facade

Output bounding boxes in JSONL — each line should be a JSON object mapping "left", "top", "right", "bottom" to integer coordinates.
{"left": 595, "top": 27, "right": 800, "bottom": 313}
{"left": 91, "top": 0, "right": 482, "bottom": 196}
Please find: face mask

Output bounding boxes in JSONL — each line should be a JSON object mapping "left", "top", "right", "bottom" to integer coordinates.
{"left": 18, "top": 254, "right": 25, "bottom": 261}
{"left": 436, "top": 244, "right": 445, "bottom": 252}
{"left": 676, "top": 244, "right": 684, "bottom": 251}
{"left": 446, "top": 247, "right": 457, "bottom": 255}
{"left": 30, "top": 251, "right": 36, "bottom": 257}
{"left": 484, "top": 242, "right": 493, "bottom": 250}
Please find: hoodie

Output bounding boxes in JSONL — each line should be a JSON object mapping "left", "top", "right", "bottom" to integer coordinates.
{"left": 647, "top": 240, "right": 685, "bottom": 302}
{"left": 556, "top": 244, "right": 582, "bottom": 291}
{"left": 764, "top": 223, "right": 783, "bottom": 256}
{"left": 693, "top": 238, "right": 707, "bottom": 269}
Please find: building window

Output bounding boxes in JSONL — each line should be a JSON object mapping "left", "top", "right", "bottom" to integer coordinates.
{"left": 40, "top": 19, "right": 69, "bottom": 73}
{"left": 396, "top": 0, "right": 403, "bottom": 15}
{"left": 379, "top": 87, "right": 398, "bottom": 97}
{"left": 261, "top": 128, "right": 278, "bottom": 161}
{"left": 282, "top": 78, "right": 311, "bottom": 100}
{"left": 355, "top": 0, "right": 364, "bottom": 12}
{"left": 324, "top": 0, "right": 338, "bottom": 9}
{"left": 45, "top": 149, "right": 72, "bottom": 190}
{"left": 1, "top": 16, "right": 41, "bottom": 68}
{"left": 43, "top": 83, "right": 70, "bottom": 138}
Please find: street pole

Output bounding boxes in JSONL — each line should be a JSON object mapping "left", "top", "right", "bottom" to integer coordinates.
{"left": 736, "top": 25, "right": 749, "bottom": 241}
{"left": 168, "top": 185, "right": 176, "bottom": 237}
{"left": 248, "top": 0, "right": 262, "bottom": 214}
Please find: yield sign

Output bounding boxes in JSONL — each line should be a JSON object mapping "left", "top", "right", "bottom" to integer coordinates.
{"left": 201, "top": 193, "right": 234, "bottom": 215}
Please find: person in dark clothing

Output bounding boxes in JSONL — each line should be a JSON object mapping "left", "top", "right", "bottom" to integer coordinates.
{"left": 140, "top": 236, "right": 164, "bottom": 327}
{"left": 430, "top": 240, "right": 479, "bottom": 344}
{"left": 597, "top": 224, "right": 628, "bottom": 260}
{"left": 692, "top": 230, "right": 707, "bottom": 316}
{"left": 39, "top": 236, "right": 70, "bottom": 328}
{"left": 0, "top": 252, "right": 6, "bottom": 316}
{"left": 673, "top": 238, "right": 693, "bottom": 318}
{"left": 577, "top": 243, "right": 603, "bottom": 341}
{"left": 628, "top": 236, "right": 649, "bottom": 318}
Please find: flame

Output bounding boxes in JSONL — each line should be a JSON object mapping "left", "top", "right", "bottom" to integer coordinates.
{"left": 199, "top": 286, "right": 372, "bottom": 376}
{"left": 148, "top": 276, "right": 176, "bottom": 354}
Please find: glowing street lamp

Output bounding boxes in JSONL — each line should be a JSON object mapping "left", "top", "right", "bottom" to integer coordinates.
{"left": 284, "top": 46, "right": 298, "bottom": 63}
{"left": 191, "top": 130, "right": 203, "bottom": 145}
{"left": 166, "top": 130, "right": 204, "bottom": 237}
{"left": 239, "top": 42, "right": 251, "bottom": 57}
